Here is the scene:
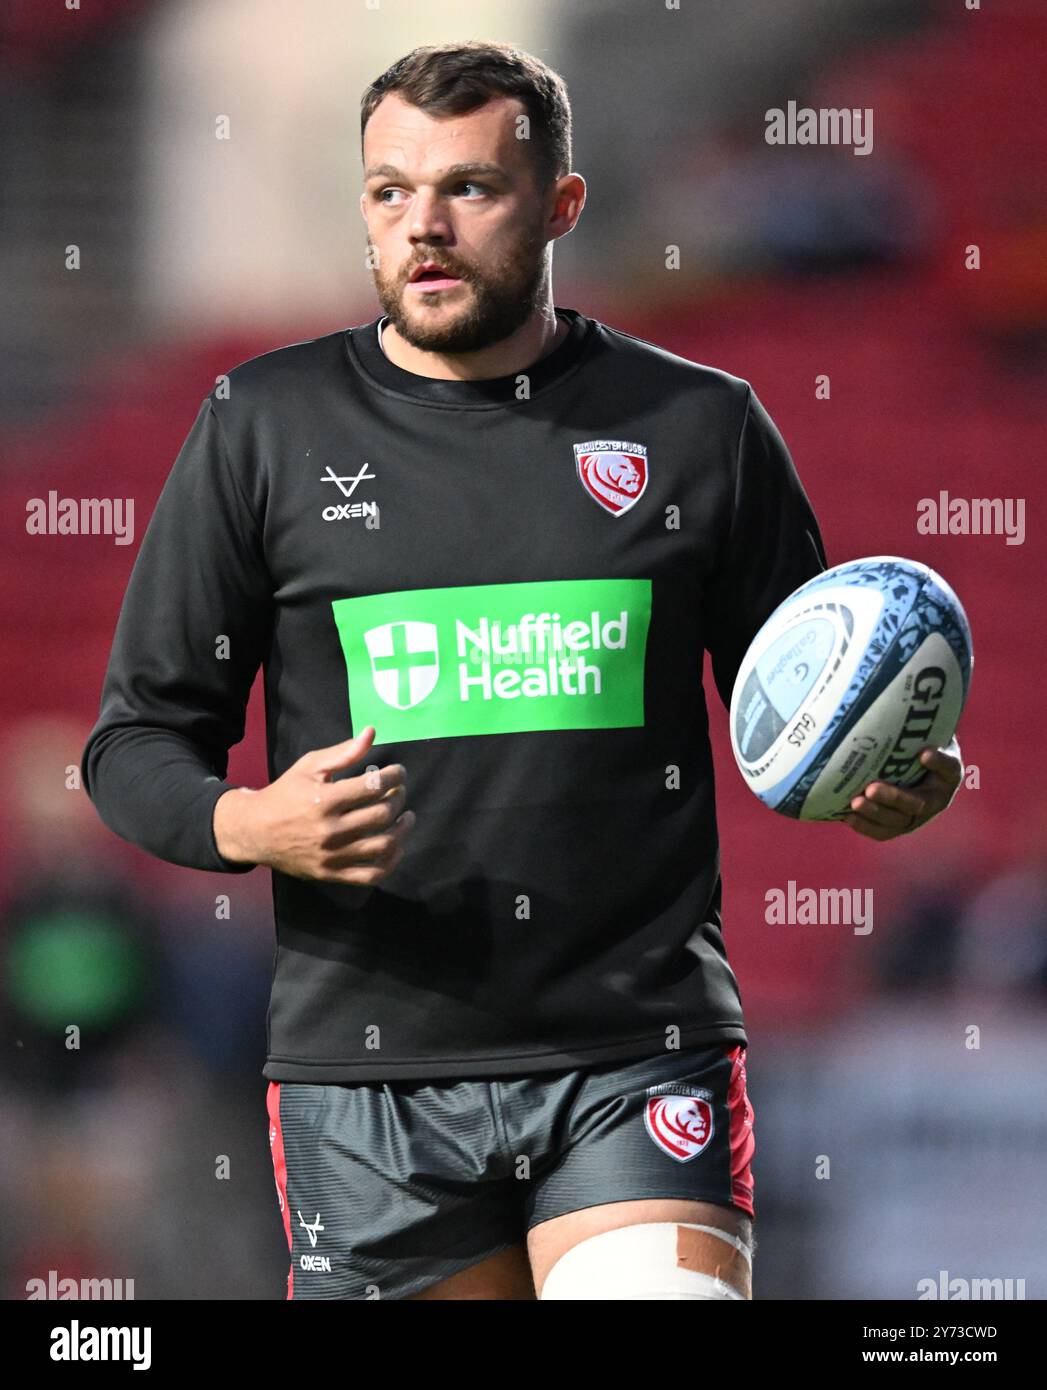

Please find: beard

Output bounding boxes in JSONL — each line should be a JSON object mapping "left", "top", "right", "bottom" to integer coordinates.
{"left": 370, "top": 222, "right": 550, "bottom": 354}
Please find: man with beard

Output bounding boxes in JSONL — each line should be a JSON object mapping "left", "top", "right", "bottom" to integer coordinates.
{"left": 82, "top": 40, "right": 963, "bottom": 1301}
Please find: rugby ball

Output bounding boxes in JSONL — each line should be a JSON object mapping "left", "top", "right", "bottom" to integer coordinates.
{"left": 729, "top": 556, "right": 973, "bottom": 821}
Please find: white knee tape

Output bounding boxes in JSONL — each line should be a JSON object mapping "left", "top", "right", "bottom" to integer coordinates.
{"left": 539, "top": 1223, "right": 752, "bottom": 1300}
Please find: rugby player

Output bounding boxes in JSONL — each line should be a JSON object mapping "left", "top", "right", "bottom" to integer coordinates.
{"left": 82, "top": 40, "right": 963, "bottom": 1300}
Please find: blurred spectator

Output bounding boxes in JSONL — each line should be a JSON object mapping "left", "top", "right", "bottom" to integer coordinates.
{"left": 954, "top": 854, "right": 1047, "bottom": 998}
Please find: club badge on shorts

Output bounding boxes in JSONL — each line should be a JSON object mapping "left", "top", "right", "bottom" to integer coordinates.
{"left": 574, "top": 440, "right": 648, "bottom": 516}
{"left": 643, "top": 1083, "right": 715, "bottom": 1162}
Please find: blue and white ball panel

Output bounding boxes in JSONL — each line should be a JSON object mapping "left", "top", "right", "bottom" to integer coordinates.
{"left": 730, "top": 583, "right": 888, "bottom": 794}
{"left": 729, "top": 556, "right": 973, "bottom": 821}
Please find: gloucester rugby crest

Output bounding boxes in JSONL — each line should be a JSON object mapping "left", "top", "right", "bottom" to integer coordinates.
{"left": 574, "top": 440, "right": 648, "bottom": 516}
{"left": 643, "top": 1083, "right": 715, "bottom": 1162}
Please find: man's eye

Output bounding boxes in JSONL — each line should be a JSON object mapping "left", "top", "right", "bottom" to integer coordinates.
{"left": 375, "top": 182, "right": 487, "bottom": 204}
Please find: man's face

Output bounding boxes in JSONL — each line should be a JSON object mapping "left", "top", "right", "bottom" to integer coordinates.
{"left": 360, "top": 93, "right": 555, "bottom": 353}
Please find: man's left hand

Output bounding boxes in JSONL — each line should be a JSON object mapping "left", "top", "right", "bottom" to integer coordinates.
{"left": 842, "top": 737, "right": 964, "bottom": 841}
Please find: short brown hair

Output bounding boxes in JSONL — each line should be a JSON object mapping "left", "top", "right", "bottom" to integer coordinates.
{"left": 360, "top": 40, "right": 572, "bottom": 189}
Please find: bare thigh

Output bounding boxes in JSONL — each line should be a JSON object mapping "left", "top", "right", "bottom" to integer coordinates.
{"left": 406, "top": 1244, "right": 536, "bottom": 1300}
{"left": 527, "top": 1198, "right": 753, "bottom": 1298}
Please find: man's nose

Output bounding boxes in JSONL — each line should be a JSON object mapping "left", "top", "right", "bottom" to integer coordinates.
{"left": 407, "top": 189, "right": 452, "bottom": 244}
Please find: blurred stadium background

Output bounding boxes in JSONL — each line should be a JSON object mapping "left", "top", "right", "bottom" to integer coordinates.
{"left": 1, "top": 0, "right": 1044, "bottom": 1300}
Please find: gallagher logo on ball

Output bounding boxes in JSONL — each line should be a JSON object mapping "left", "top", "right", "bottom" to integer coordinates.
{"left": 574, "top": 440, "right": 648, "bottom": 516}
{"left": 643, "top": 1083, "right": 715, "bottom": 1162}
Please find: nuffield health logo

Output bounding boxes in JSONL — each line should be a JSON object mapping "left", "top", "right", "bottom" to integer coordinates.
{"left": 332, "top": 578, "right": 652, "bottom": 742}
{"left": 364, "top": 622, "right": 440, "bottom": 710}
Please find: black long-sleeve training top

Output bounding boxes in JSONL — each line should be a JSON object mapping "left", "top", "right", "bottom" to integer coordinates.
{"left": 81, "top": 306, "right": 827, "bottom": 1082}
